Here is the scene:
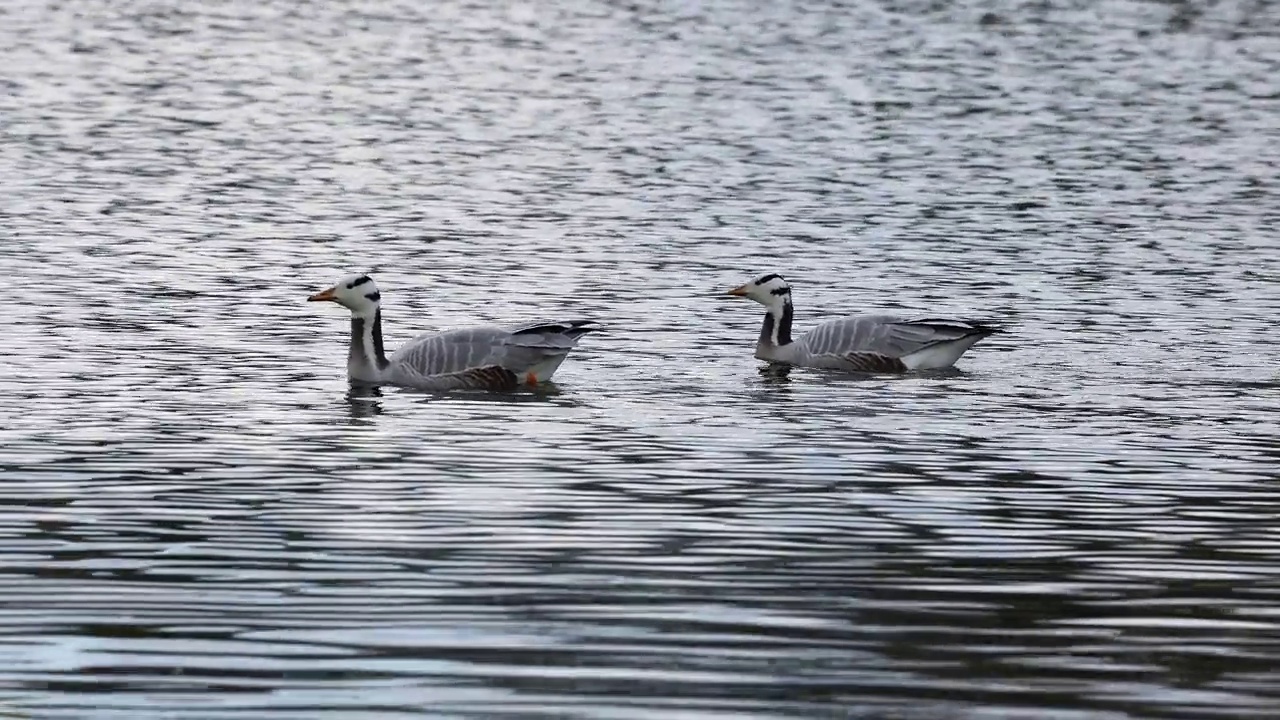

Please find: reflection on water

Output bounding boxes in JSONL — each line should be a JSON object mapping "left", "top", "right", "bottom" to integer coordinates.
{"left": 2, "top": 0, "right": 1280, "bottom": 717}
{"left": 345, "top": 386, "right": 384, "bottom": 422}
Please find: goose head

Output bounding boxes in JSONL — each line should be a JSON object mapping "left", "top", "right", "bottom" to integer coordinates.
{"left": 727, "top": 273, "right": 791, "bottom": 306}
{"left": 308, "top": 273, "right": 382, "bottom": 316}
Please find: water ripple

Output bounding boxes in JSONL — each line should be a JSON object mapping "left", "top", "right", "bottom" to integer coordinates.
{"left": 3, "top": 0, "right": 1280, "bottom": 717}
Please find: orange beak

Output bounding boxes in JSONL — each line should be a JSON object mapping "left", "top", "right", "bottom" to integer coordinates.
{"left": 307, "top": 287, "right": 337, "bottom": 302}
{"left": 727, "top": 284, "right": 748, "bottom": 297}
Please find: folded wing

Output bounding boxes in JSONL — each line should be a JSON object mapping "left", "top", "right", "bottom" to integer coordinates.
{"left": 387, "top": 320, "right": 600, "bottom": 387}
{"left": 800, "top": 316, "right": 999, "bottom": 370}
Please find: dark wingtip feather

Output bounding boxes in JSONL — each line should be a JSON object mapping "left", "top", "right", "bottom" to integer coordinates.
{"left": 907, "top": 318, "right": 1007, "bottom": 337}
{"left": 512, "top": 320, "right": 603, "bottom": 338}
{"left": 967, "top": 321, "right": 1007, "bottom": 336}
{"left": 561, "top": 321, "right": 602, "bottom": 339}
{"left": 568, "top": 320, "right": 603, "bottom": 334}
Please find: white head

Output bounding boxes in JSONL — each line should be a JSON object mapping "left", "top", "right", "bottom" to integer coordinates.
{"left": 727, "top": 273, "right": 792, "bottom": 306}
{"left": 307, "top": 273, "right": 382, "bottom": 316}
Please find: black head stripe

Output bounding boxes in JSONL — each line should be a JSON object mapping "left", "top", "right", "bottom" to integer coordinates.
{"left": 756, "top": 273, "right": 784, "bottom": 285}
{"left": 347, "top": 275, "right": 373, "bottom": 289}
{"left": 365, "top": 291, "right": 381, "bottom": 302}
{"left": 770, "top": 286, "right": 791, "bottom": 296}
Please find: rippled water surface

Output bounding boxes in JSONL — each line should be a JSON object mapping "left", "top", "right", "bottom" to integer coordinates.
{"left": 3, "top": 0, "right": 1280, "bottom": 717}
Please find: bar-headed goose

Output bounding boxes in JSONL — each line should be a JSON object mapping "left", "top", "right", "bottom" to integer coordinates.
{"left": 726, "top": 273, "right": 999, "bottom": 372}
{"left": 308, "top": 274, "right": 599, "bottom": 390}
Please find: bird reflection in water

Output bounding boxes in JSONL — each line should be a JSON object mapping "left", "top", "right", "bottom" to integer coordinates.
{"left": 345, "top": 385, "right": 384, "bottom": 420}
{"left": 759, "top": 362, "right": 792, "bottom": 382}
{"left": 342, "top": 381, "right": 569, "bottom": 419}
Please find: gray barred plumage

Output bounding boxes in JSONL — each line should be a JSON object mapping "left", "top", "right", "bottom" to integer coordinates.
{"left": 728, "top": 273, "right": 1000, "bottom": 373}
{"left": 309, "top": 274, "right": 598, "bottom": 390}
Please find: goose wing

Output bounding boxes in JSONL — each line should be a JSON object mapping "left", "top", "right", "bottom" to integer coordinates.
{"left": 388, "top": 320, "right": 598, "bottom": 384}
{"left": 799, "top": 315, "right": 997, "bottom": 370}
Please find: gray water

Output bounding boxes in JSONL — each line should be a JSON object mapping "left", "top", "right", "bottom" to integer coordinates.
{"left": 3, "top": 0, "right": 1280, "bottom": 718}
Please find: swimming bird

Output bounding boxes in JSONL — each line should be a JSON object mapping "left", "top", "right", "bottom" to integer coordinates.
{"left": 726, "top": 273, "right": 999, "bottom": 373}
{"left": 308, "top": 274, "right": 599, "bottom": 390}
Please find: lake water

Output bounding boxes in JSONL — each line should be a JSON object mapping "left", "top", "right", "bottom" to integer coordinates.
{"left": 2, "top": 0, "right": 1279, "bottom": 717}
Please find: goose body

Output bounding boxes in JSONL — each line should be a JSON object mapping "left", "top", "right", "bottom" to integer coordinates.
{"left": 309, "top": 274, "right": 598, "bottom": 390}
{"left": 727, "top": 273, "right": 998, "bottom": 373}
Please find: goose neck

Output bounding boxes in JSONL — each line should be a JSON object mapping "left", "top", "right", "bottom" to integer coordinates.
{"left": 348, "top": 309, "right": 390, "bottom": 381}
{"left": 759, "top": 300, "right": 794, "bottom": 348}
